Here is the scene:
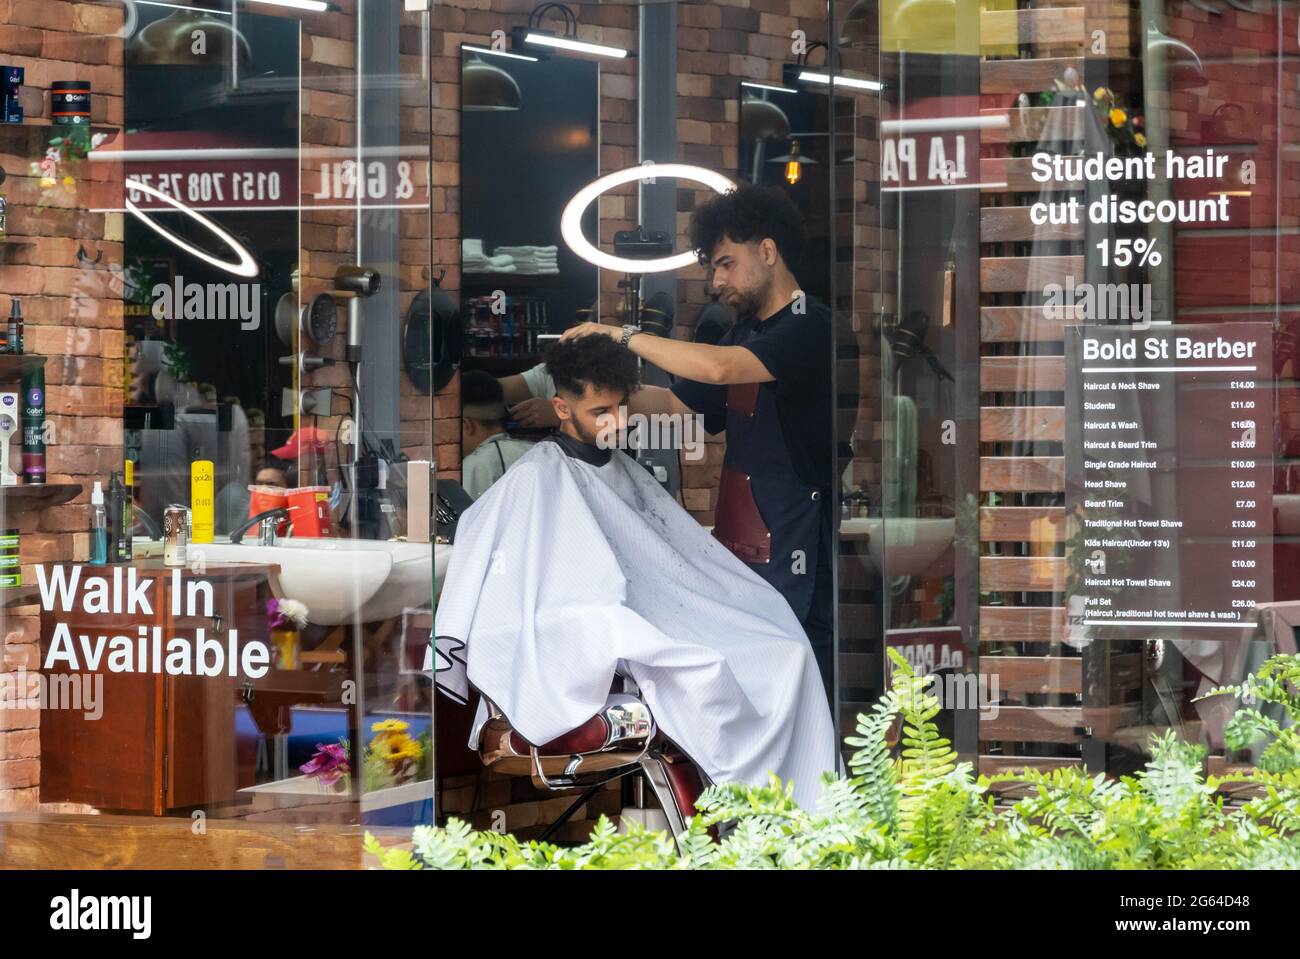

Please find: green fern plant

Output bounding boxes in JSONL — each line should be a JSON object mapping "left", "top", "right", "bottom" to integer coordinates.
{"left": 370, "top": 654, "right": 1300, "bottom": 870}
{"left": 1197, "top": 653, "right": 1300, "bottom": 772}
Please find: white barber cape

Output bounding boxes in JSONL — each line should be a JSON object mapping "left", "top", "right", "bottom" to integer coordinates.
{"left": 434, "top": 437, "right": 837, "bottom": 810}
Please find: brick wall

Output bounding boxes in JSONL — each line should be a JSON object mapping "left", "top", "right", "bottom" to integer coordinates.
{"left": 0, "top": 0, "right": 126, "bottom": 813}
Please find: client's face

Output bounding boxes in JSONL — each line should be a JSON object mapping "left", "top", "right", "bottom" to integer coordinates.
{"left": 554, "top": 384, "right": 628, "bottom": 448}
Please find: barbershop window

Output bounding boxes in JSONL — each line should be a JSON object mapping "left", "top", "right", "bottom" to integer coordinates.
{"left": 2, "top": 0, "right": 1297, "bottom": 866}
{"left": 0, "top": 1, "right": 435, "bottom": 868}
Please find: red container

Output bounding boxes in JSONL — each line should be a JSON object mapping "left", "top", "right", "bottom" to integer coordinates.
{"left": 285, "top": 486, "right": 334, "bottom": 538}
{"left": 248, "top": 485, "right": 290, "bottom": 536}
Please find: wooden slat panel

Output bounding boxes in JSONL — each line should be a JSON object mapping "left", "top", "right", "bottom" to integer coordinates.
{"left": 981, "top": 7, "right": 1087, "bottom": 47}
{"left": 981, "top": 205, "right": 1083, "bottom": 243}
{"left": 979, "top": 755, "right": 1082, "bottom": 775}
{"left": 981, "top": 255, "right": 1083, "bottom": 293}
{"left": 981, "top": 356, "right": 1067, "bottom": 392}
{"left": 983, "top": 655, "right": 1081, "bottom": 695}
{"left": 980, "top": 106, "right": 1084, "bottom": 144}
{"left": 980, "top": 456, "right": 1065, "bottom": 491}
{"left": 981, "top": 706, "right": 1083, "bottom": 743}
{"left": 981, "top": 306, "right": 1074, "bottom": 343}
{"left": 980, "top": 56, "right": 1085, "bottom": 95}
{"left": 980, "top": 405, "right": 1065, "bottom": 442}
{"left": 981, "top": 555, "right": 1066, "bottom": 592}
{"left": 979, "top": 606, "right": 1065, "bottom": 644}
{"left": 981, "top": 157, "right": 1082, "bottom": 193}
{"left": 980, "top": 506, "right": 1066, "bottom": 542}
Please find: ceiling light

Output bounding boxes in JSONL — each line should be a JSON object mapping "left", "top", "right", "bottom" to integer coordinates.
{"left": 797, "top": 71, "right": 882, "bottom": 91}
{"left": 244, "top": 0, "right": 333, "bottom": 12}
{"left": 741, "top": 81, "right": 798, "bottom": 95}
{"left": 462, "top": 54, "right": 523, "bottom": 112}
{"left": 462, "top": 44, "right": 538, "bottom": 62}
{"left": 741, "top": 97, "right": 791, "bottom": 140}
{"left": 518, "top": 31, "right": 628, "bottom": 58}
{"left": 561, "top": 164, "right": 735, "bottom": 274}
{"left": 125, "top": 178, "right": 260, "bottom": 278}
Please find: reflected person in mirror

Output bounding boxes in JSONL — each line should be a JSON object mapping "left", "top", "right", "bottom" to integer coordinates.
{"left": 460, "top": 370, "right": 534, "bottom": 500}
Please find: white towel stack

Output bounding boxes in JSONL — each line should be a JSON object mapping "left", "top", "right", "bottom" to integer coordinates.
{"left": 493, "top": 244, "right": 559, "bottom": 275}
{"left": 462, "top": 239, "right": 517, "bottom": 274}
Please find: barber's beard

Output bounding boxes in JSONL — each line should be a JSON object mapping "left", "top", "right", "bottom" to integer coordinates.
{"left": 726, "top": 274, "right": 774, "bottom": 319}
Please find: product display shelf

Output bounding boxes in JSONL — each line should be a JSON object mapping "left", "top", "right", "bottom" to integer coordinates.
{"left": 0, "top": 482, "right": 81, "bottom": 510}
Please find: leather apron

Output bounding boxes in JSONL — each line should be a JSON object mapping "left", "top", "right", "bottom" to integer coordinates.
{"left": 712, "top": 376, "right": 826, "bottom": 622}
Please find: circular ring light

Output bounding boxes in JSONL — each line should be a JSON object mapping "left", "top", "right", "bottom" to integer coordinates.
{"left": 124, "top": 177, "right": 260, "bottom": 278}
{"left": 561, "top": 163, "right": 736, "bottom": 274}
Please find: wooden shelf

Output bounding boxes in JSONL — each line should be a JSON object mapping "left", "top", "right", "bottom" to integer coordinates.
{"left": 0, "top": 583, "right": 39, "bottom": 609}
{"left": 0, "top": 482, "right": 81, "bottom": 509}
{"left": 0, "top": 354, "right": 45, "bottom": 378}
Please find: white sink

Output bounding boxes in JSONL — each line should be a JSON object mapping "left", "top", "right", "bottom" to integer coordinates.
{"left": 839, "top": 517, "right": 955, "bottom": 578}
{"left": 170, "top": 538, "right": 444, "bottom": 626}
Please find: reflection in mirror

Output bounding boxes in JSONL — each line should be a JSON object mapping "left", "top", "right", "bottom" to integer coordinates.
{"left": 458, "top": 45, "right": 598, "bottom": 398}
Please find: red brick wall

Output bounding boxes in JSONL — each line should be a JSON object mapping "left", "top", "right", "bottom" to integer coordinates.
{"left": 0, "top": 0, "right": 126, "bottom": 812}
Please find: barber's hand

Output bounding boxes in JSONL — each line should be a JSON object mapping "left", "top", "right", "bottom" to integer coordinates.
{"left": 559, "top": 321, "right": 620, "bottom": 344}
{"left": 509, "top": 397, "right": 559, "bottom": 429}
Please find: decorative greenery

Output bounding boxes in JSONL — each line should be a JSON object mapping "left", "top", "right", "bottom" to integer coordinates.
{"left": 367, "top": 650, "right": 1300, "bottom": 869}
{"left": 1197, "top": 653, "right": 1300, "bottom": 773}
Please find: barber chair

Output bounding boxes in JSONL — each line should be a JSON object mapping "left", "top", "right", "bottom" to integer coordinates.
{"left": 476, "top": 692, "right": 710, "bottom": 845}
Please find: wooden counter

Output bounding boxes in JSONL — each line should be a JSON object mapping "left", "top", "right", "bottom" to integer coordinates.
{"left": 0, "top": 812, "right": 410, "bottom": 870}
{"left": 38, "top": 561, "right": 289, "bottom": 815}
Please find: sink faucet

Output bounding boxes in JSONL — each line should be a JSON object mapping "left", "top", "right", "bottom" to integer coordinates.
{"left": 230, "top": 507, "right": 294, "bottom": 546}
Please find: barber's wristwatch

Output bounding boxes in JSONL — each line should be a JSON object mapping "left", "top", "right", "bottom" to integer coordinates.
{"left": 620, "top": 324, "right": 641, "bottom": 347}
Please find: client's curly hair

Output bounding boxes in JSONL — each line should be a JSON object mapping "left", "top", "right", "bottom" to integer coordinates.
{"left": 546, "top": 332, "right": 641, "bottom": 399}
{"left": 688, "top": 183, "right": 806, "bottom": 271}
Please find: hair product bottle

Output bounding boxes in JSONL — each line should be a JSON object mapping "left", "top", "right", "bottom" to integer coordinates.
{"left": 89, "top": 482, "right": 107, "bottom": 566}
{"left": 20, "top": 361, "right": 44, "bottom": 484}
{"left": 7, "top": 299, "right": 21, "bottom": 355}
{"left": 106, "top": 470, "right": 128, "bottom": 563}
{"left": 191, "top": 460, "right": 215, "bottom": 544}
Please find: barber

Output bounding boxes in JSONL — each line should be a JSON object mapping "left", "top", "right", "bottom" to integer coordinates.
{"left": 560, "top": 184, "right": 837, "bottom": 695}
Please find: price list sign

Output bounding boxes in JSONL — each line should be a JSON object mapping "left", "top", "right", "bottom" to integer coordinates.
{"left": 1064, "top": 324, "right": 1272, "bottom": 632}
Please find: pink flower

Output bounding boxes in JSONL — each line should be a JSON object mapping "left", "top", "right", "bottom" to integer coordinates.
{"left": 300, "top": 742, "right": 350, "bottom": 787}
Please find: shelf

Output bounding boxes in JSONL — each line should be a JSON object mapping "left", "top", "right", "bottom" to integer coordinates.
{"left": 0, "top": 482, "right": 81, "bottom": 509}
{"left": 0, "top": 119, "right": 120, "bottom": 132}
{"left": 0, "top": 354, "right": 45, "bottom": 378}
{"left": 462, "top": 272, "right": 569, "bottom": 290}
{"left": 0, "top": 583, "right": 39, "bottom": 609}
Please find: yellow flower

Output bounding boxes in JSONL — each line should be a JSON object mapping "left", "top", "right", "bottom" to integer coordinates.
{"left": 1134, "top": 132, "right": 1147, "bottom": 148}
{"left": 371, "top": 719, "right": 409, "bottom": 735}
{"left": 374, "top": 733, "right": 422, "bottom": 763}
{"left": 1094, "top": 86, "right": 1110, "bottom": 101}
{"left": 61, "top": 175, "right": 76, "bottom": 187}
{"left": 1109, "top": 108, "right": 1127, "bottom": 128}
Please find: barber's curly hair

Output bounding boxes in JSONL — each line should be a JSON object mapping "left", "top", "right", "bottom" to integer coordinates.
{"left": 546, "top": 332, "right": 641, "bottom": 399}
{"left": 688, "top": 183, "right": 806, "bottom": 271}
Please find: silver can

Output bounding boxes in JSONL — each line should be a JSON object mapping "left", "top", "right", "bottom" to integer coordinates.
{"left": 163, "top": 505, "right": 188, "bottom": 567}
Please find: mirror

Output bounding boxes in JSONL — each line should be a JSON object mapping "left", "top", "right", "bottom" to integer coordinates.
{"left": 458, "top": 46, "right": 599, "bottom": 381}
{"left": 738, "top": 81, "right": 853, "bottom": 306}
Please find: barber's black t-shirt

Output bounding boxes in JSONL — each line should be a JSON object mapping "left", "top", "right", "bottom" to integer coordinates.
{"left": 671, "top": 298, "right": 835, "bottom": 489}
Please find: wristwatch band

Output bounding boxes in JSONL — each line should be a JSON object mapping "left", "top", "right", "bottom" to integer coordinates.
{"left": 620, "top": 324, "right": 640, "bottom": 347}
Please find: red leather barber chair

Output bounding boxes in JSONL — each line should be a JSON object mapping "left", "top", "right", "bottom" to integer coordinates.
{"left": 476, "top": 692, "right": 710, "bottom": 845}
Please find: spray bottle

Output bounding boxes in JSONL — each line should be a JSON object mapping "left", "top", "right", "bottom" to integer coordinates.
{"left": 89, "top": 481, "right": 107, "bottom": 566}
